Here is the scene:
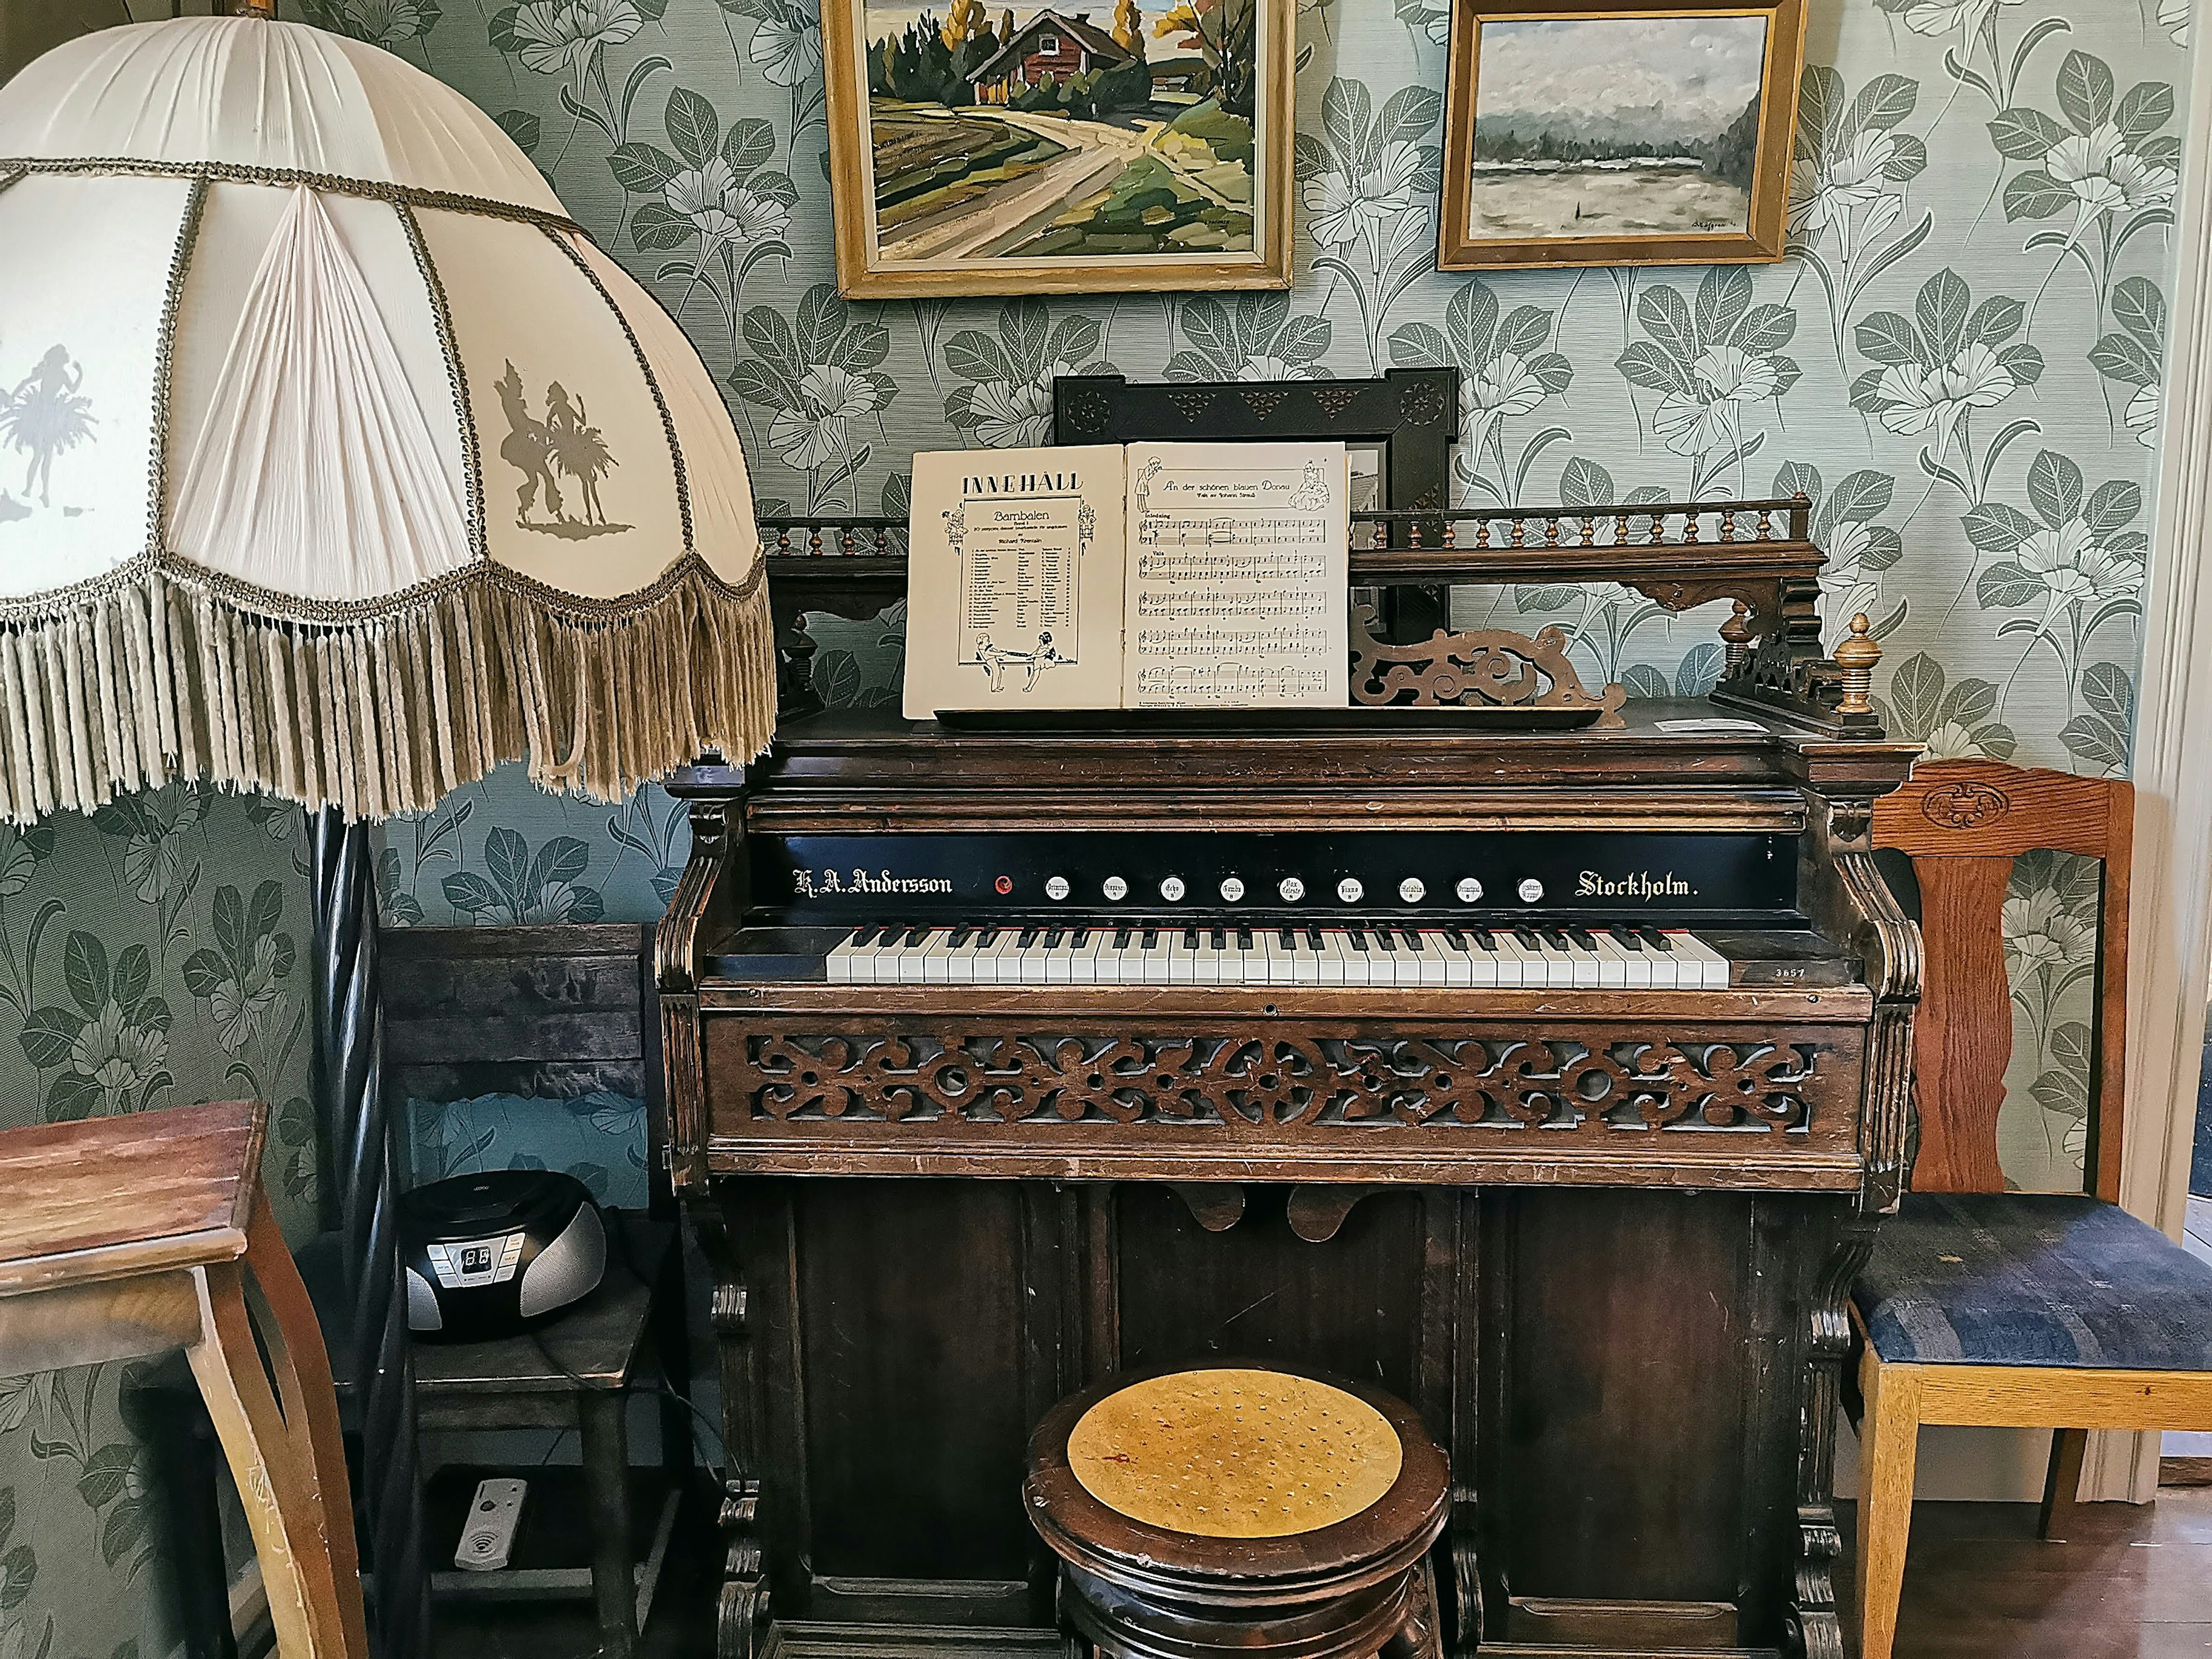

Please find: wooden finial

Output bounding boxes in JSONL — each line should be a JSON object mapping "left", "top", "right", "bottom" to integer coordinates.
{"left": 1720, "top": 600, "right": 1753, "bottom": 676}
{"left": 1834, "top": 613, "right": 1880, "bottom": 715}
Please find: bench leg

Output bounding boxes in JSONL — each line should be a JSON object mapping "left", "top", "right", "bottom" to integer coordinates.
{"left": 581, "top": 1388, "right": 638, "bottom": 1659}
{"left": 188, "top": 1261, "right": 353, "bottom": 1658}
{"left": 242, "top": 1190, "right": 368, "bottom": 1657}
{"left": 1855, "top": 1349, "right": 1920, "bottom": 1659}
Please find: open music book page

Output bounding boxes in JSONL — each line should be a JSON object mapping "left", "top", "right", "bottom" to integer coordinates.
{"left": 1124, "top": 441, "right": 1350, "bottom": 709}
{"left": 903, "top": 440, "right": 1349, "bottom": 715}
{"left": 903, "top": 445, "right": 1127, "bottom": 718}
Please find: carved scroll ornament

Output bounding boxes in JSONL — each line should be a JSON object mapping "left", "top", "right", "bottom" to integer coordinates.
{"left": 1348, "top": 603, "right": 1627, "bottom": 726}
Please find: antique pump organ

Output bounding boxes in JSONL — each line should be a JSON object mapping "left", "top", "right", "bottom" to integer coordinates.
{"left": 657, "top": 374, "right": 1920, "bottom": 1659}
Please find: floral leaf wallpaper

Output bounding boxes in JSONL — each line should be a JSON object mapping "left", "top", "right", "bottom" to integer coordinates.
{"left": 1, "top": 0, "right": 2190, "bottom": 1649}
{"left": 0, "top": 790, "right": 313, "bottom": 1659}
{"left": 315, "top": 0, "right": 2184, "bottom": 1211}
{"left": 349, "top": 0, "right": 2184, "bottom": 1200}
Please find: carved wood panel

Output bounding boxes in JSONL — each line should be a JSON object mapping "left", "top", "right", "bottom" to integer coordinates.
{"left": 700, "top": 1018, "right": 1865, "bottom": 1178}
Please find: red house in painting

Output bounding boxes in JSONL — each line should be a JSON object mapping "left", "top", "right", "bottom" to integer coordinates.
{"left": 969, "top": 9, "right": 1135, "bottom": 103}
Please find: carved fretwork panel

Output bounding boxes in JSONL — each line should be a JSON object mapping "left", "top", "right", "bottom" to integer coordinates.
{"left": 1349, "top": 603, "right": 1627, "bottom": 725}
{"left": 698, "top": 1017, "right": 1865, "bottom": 1183}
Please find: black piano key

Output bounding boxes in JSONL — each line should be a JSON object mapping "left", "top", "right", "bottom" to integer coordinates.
{"left": 1307, "top": 926, "right": 1325, "bottom": 949}
{"left": 1016, "top": 927, "right": 1038, "bottom": 948}
{"left": 1567, "top": 927, "right": 1598, "bottom": 950}
{"left": 1141, "top": 927, "right": 1159, "bottom": 949}
{"left": 1643, "top": 928, "right": 1676, "bottom": 952}
{"left": 848, "top": 926, "right": 873, "bottom": 946}
{"left": 1469, "top": 928, "right": 1496, "bottom": 949}
{"left": 1613, "top": 927, "right": 1645, "bottom": 951}
{"left": 1113, "top": 927, "right": 1132, "bottom": 949}
{"left": 1442, "top": 927, "right": 1468, "bottom": 950}
{"left": 1071, "top": 929, "right": 1089, "bottom": 947}
{"left": 1279, "top": 927, "right": 1297, "bottom": 949}
{"left": 1514, "top": 927, "right": 1541, "bottom": 948}
{"left": 1184, "top": 927, "right": 1200, "bottom": 948}
{"left": 948, "top": 927, "right": 971, "bottom": 948}
{"left": 1042, "top": 929, "right": 1064, "bottom": 949}
{"left": 976, "top": 929, "right": 999, "bottom": 948}
{"left": 1403, "top": 929, "right": 1427, "bottom": 952}
{"left": 1541, "top": 929, "right": 1571, "bottom": 949}
{"left": 1235, "top": 926, "right": 1253, "bottom": 950}
{"left": 1375, "top": 930, "right": 1397, "bottom": 952}
{"left": 903, "top": 926, "right": 929, "bottom": 947}
{"left": 1210, "top": 927, "right": 1227, "bottom": 950}
{"left": 1347, "top": 928, "right": 1368, "bottom": 950}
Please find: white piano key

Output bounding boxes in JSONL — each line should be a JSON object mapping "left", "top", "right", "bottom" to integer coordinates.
{"left": 1039, "top": 929, "right": 1073, "bottom": 984}
{"left": 1603, "top": 930, "right": 1652, "bottom": 990}
{"left": 1436, "top": 933, "right": 1475, "bottom": 989}
{"left": 1668, "top": 931, "right": 1732, "bottom": 988}
{"left": 1632, "top": 929, "right": 1680, "bottom": 989}
{"left": 917, "top": 928, "right": 959, "bottom": 983}
{"left": 1406, "top": 929, "right": 1447, "bottom": 988}
{"left": 1585, "top": 931, "right": 1630, "bottom": 989}
{"left": 826, "top": 929, "right": 869, "bottom": 984}
{"left": 1483, "top": 931, "right": 1527, "bottom": 989}
{"left": 1065, "top": 931, "right": 1100, "bottom": 984}
{"left": 1315, "top": 931, "right": 1348, "bottom": 986}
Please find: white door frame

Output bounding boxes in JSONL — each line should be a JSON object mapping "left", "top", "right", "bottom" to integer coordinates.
{"left": 2093, "top": 13, "right": 2212, "bottom": 1505}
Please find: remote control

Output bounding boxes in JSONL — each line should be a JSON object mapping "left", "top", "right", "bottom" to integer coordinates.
{"left": 454, "top": 1477, "right": 527, "bottom": 1572}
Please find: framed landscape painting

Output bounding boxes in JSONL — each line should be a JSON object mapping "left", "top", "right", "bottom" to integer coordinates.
{"left": 822, "top": 0, "right": 1294, "bottom": 296}
{"left": 1438, "top": 0, "right": 1805, "bottom": 270}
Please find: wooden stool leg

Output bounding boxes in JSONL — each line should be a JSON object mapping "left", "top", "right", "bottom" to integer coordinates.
{"left": 243, "top": 1191, "right": 368, "bottom": 1657}
{"left": 1855, "top": 1349, "right": 1921, "bottom": 1659}
{"left": 580, "top": 1387, "right": 639, "bottom": 1659}
{"left": 187, "top": 1261, "right": 350, "bottom": 1659}
{"left": 2039, "top": 1429, "right": 2088, "bottom": 1542}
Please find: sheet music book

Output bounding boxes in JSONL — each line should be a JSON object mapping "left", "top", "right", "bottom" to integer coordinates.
{"left": 903, "top": 441, "right": 1349, "bottom": 718}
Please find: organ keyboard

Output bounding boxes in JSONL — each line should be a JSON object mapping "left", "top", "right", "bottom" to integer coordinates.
{"left": 825, "top": 923, "right": 1734, "bottom": 988}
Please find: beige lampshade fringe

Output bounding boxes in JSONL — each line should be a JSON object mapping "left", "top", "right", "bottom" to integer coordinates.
{"left": 0, "top": 558, "right": 775, "bottom": 825}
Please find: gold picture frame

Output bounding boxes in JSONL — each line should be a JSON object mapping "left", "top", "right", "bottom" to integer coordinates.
{"left": 1438, "top": 0, "right": 1805, "bottom": 270}
{"left": 822, "top": 0, "right": 1295, "bottom": 298}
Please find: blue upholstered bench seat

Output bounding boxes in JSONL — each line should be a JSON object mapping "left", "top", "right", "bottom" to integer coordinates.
{"left": 1854, "top": 1192, "right": 2212, "bottom": 1369}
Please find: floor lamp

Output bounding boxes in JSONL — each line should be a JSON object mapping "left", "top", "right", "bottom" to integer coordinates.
{"left": 0, "top": 12, "right": 774, "bottom": 1652}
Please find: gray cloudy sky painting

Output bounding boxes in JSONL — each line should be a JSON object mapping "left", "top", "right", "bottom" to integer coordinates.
{"left": 1476, "top": 15, "right": 1768, "bottom": 142}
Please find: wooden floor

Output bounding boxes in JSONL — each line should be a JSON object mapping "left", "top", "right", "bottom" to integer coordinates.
{"left": 1838, "top": 1488, "right": 2212, "bottom": 1659}
{"left": 424, "top": 1484, "right": 2212, "bottom": 1659}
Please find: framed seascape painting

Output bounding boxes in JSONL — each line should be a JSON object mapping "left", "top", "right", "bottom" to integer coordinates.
{"left": 821, "top": 0, "right": 1294, "bottom": 296}
{"left": 1438, "top": 0, "right": 1805, "bottom": 270}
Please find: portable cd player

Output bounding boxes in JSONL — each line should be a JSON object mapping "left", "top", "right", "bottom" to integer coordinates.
{"left": 398, "top": 1169, "right": 606, "bottom": 1339}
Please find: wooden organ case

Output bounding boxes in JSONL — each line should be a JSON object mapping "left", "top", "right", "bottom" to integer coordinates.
{"left": 659, "top": 414, "right": 1921, "bottom": 1659}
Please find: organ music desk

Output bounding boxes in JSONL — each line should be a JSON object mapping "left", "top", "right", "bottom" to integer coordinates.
{"left": 658, "top": 497, "right": 1922, "bottom": 1659}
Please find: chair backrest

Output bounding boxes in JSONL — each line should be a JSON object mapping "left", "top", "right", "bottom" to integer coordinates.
{"left": 379, "top": 922, "right": 668, "bottom": 1214}
{"left": 1869, "top": 760, "right": 2131, "bottom": 1201}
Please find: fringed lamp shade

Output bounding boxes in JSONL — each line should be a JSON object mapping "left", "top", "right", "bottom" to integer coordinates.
{"left": 0, "top": 16, "right": 774, "bottom": 824}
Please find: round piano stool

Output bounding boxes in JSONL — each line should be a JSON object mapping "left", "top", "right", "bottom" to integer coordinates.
{"left": 1024, "top": 1366, "right": 1450, "bottom": 1659}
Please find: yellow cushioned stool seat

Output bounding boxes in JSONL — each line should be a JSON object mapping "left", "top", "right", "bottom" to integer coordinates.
{"left": 1025, "top": 1365, "right": 1450, "bottom": 1659}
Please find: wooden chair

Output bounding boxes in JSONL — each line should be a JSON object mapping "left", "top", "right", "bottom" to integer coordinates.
{"left": 1854, "top": 759, "right": 2212, "bottom": 1659}
{"left": 1025, "top": 1365, "right": 1449, "bottom": 1658}
{"left": 143, "top": 925, "right": 691, "bottom": 1659}
{"left": 0, "top": 1101, "right": 366, "bottom": 1659}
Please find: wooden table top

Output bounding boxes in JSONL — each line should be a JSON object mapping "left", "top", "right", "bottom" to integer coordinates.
{"left": 0, "top": 1100, "right": 266, "bottom": 1294}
